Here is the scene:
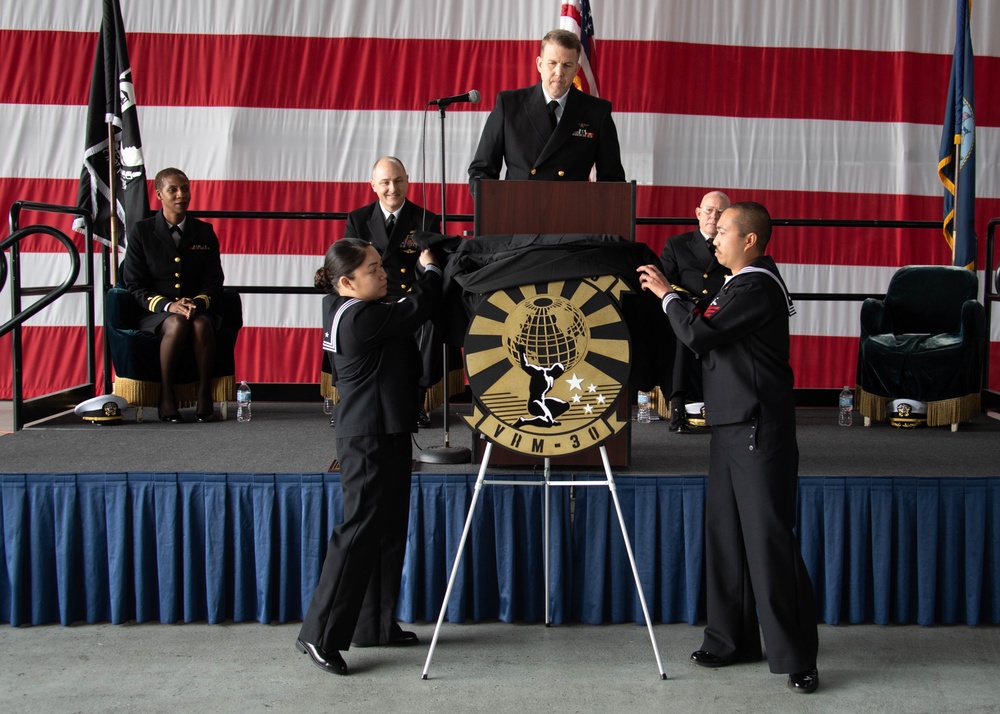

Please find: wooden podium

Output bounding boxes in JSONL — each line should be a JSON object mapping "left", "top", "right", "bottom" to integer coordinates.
{"left": 474, "top": 179, "right": 636, "bottom": 240}
{"left": 470, "top": 179, "right": 637, "bottom": 468}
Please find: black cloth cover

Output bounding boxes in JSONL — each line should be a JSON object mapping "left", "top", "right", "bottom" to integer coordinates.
{"left": 412, "top": 232, "right": 670, "bottom": 391}
{"left": 857, "top": 265, "right": 984, "bottom": 402}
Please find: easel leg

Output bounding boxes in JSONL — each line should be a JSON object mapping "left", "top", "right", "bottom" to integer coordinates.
{"left": 421, "top": 441, "right": 493, "bottom": 679}
{"left": 544, "top": 456, "right": 551, "bottom": 626}
{"left": 600, "top": 445, "right": 667, "bottom": 680}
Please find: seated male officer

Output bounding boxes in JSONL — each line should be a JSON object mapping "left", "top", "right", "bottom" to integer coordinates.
{"left": 659, "top": 191, "right": 730, "bottom": 432}
{"left": 340, "top": 156, "right": 442, "bottom": 428}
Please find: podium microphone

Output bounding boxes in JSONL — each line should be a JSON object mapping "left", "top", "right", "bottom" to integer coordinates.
{"left": 429, "top": 90, "right": 481, "bottom": 108}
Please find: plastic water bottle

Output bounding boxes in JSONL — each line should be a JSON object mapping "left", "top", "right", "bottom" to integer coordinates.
{"left": 838, "top": 385, "right": 853, "bottom": 427}
{"left": 637, "top": 391, "right": 651, "bottom": 424}
{"left": 237, "top": 380, "right": 252, "bottom": 423}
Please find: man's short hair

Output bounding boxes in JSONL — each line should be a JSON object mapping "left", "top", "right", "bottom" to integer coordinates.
{"left": 729, "top": 201, "right": 773, "bottom": 250}
{"left": 371, "top": 156, "right": 406, "bottom": 177}
{"left": 154, "top": 167, "right": 189, "bottom": 191}
{"left": 540, "top": 29, "right": 583, "bottom": 57}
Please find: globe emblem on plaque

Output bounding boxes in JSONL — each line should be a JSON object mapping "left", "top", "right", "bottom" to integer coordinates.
{"left": 504, "top": 296, "right": 588, "bottom": 372}
{"left": 464, "top": 277, "right": 632, "bottom": 457}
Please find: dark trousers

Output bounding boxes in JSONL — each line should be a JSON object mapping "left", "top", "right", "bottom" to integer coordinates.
{"left": 298, "top": 432, "right": 413, "bottom": 651}
{"left": 671, "top": 341, "right": 704, "bottom": 403}
{"left": 701, "top": 417, "right": 819, "bottom": 674}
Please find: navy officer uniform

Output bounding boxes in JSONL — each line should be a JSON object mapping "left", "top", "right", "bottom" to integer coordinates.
{"left": 299, "top": 259, "right": 442, "bottom": 666}
{"left": 344, "top": 200, "right": 440, "bottom": 298}
{"left": 121, "top": 211, "right": 224, "bottom": 332}
{"left": 661, "top": 229, "right": 728, "bottom": 310}
{"left": 468, "top": 84, "right": 625, "bottom": 193}
{"left": 659, "top": 228, "right": 728, "bottom": 428}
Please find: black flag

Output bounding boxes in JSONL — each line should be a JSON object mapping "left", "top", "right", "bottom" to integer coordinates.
{"left": 74, "top": 0, "right": 150, "bottom": 247}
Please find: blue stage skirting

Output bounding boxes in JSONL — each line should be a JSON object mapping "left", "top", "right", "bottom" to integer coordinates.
{"left": 1, "top": 473, "right": 998, "bottom": 628}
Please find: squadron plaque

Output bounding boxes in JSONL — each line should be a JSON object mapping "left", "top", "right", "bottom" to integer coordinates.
{"left": 464, "top": 276, "right": 632, "bottom": 457}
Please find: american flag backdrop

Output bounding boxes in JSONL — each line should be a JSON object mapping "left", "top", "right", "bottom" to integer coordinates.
{"left": 560, "top": 0, "right": 600, "bottom": 96}
{"left": 1, "top": 0, "right": 999, "bottom": 399}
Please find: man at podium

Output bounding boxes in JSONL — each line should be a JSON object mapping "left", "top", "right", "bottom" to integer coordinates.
{"left": 468, "top": 29, "right": 625, "bottom": 194}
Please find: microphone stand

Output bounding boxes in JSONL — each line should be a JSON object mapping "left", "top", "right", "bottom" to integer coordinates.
{"left": 417, "top": 102, "right": 471, "bottom": 464}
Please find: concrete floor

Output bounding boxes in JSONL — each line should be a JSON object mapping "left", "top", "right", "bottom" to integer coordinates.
{"left": 1, "top": 620, "right": 998, "bottom": 713}
{"left": 3, "top": 400, "right": 1000, "bottom": 712}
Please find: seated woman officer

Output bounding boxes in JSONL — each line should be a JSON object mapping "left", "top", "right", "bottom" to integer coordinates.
{"left": 121, "top": 167, "right": 224, "bottom": 423}
{"left": 296, "top": 237, "right": 441, "bottom": 676}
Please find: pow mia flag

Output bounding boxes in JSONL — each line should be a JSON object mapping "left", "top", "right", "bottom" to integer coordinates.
{"left": 73, "top": 0, "right": 150, "bottom": 248}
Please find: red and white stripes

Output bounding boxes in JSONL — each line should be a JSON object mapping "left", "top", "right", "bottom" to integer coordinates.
{"left": 2, "top": 0, "right": 998, "bottom": 395}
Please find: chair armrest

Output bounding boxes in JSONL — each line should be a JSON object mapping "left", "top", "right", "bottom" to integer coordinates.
{"left": 959, "top": 299, "right": 986, "bottom": 344}
{"left": 105, "top": 286, "right": 140, "bottom": 331}
{"left": 221, "top": 289, "right": 244, "bottom": 331}
{"left": 859, "top": 298, "right": 891, "bottom": 338}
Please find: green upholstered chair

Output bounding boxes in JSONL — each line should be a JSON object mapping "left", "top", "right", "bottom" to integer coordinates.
{"left": 857, "top": 265, "right": 984, "bottom": 431}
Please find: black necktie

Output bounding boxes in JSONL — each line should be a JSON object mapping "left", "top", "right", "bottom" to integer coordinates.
{"left": 707, "top": 237, "right": 716, "bottom": 255}
{"left": 547, "top": 100, "right": 559, "bottom": 130}
{"left": 170, "top": 225, "right": 182, "bottom": 247}
{"left": 385, "top": 214, "right": 396, "bottom": 235}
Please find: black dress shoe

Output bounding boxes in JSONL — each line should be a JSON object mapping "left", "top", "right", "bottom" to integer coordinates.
{"left": 416, "top": 409, "right": 431, "bottom": 429}
{"left": 668, "top": 400, "right": 690, "bottom": 433}
{"left": 295, "top": 638, "right": 348, "bottom": 676}
{"left": 787, "top": 668, "right": 819, "bottom": 694}
{"left": 387, "top": 629, "right": 419, "bottom": 647}
{"left": 690, "top": 650, "right": 734, "bottom": 668}
{"left": 669, "top": 417, "right": 691, "bottom": 434}
{"left": 196, "top": 412, "right": 215, "bottom": 423}
{"left": 159, "top": 411, "right": 185, "bottom": 423}
{"left": 353, "top": 627, "right": 420, "bottom": 648}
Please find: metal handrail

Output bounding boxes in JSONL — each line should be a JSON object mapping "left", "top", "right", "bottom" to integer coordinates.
{"left": 5, "top": 201, "right": 99, "bottom": 429}
{"left": 0, "top": 225, "right": 82, "bottom": 336}
{"left": 4, "top": 201, "right": 997, "bottom": 417}
{"left": 186, "top": 209, "right": 346, "bottom": 294}
{"left": 187, "top": 210, "right": 939, "bottom": 299}
{"left": 191, "top": 210, "right": 998, "bottom": 412}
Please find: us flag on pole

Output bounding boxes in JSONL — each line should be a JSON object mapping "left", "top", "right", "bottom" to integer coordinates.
{"left": 73, "top": 0, "right": 149, "bottom": 247}
{"left": 560, "top": 0, "right": 600, "bottom": 96}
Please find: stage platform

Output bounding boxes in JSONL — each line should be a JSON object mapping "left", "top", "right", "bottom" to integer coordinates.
{"left": 3, "top": 401, "right": 1000, "bottom": 477}
{"left": 1, "top": 402, "right": 999, "bottom": 630}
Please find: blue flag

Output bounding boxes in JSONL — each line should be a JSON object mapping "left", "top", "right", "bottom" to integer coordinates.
{"left": 73, "top": 0, "right": 150, "bottom": 248}
{"left": 937, "top": 0, "right": 976, "bottom": 269}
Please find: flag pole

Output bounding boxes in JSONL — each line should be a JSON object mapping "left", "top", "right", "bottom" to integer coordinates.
{"left": 953, "top": 137, "right": 961, "bottom": 257}
{"left": 107, "top": 121, "right": 119, "bottom": 286}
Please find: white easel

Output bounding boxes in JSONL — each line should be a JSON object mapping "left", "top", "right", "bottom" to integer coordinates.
{"left": 420, "top": 440, "right": 666, "bottom": 680}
